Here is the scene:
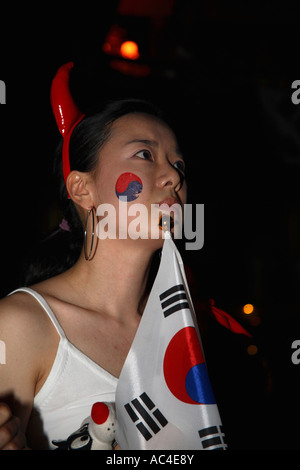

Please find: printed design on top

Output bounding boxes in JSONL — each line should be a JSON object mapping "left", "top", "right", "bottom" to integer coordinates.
{"left": 52, "top": 402, "right": 116, "bottom": 450}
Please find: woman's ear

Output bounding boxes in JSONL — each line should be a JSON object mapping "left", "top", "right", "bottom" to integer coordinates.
{"left": 66, "top": 170, "right": 93, "bottom": 209}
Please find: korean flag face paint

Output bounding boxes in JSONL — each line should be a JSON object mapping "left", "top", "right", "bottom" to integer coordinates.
{"left": 115, "top": 172, "right": 143, "bottom": 202}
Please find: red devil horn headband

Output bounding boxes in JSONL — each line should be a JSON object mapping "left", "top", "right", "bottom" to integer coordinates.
{"left": 50, "top": 62, "right": 85, "bottom": 193}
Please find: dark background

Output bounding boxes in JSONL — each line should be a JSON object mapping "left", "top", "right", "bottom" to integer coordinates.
{"left": 1, "top": 0, "right": 300, "bottom": 449}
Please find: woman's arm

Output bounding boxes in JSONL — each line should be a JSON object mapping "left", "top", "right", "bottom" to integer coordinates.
{"left": 0, "top": 293, "right": 46, "bottom": 449}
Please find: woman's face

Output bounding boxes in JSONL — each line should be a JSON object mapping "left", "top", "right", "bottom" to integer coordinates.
{"left": 91, "top": 112, "right": 187, "bottom": 245}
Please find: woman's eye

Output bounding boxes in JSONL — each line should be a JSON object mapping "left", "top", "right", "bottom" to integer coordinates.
{"left": 135, "top": 149, "right": 152, "bottom": 160}
{"left": 174, "top": 160, "right": 186, "bottom": 173}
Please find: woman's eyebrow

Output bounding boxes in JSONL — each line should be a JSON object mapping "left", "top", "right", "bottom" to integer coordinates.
{"left": 124, "top": 138, "right": 159, "bottom": 148}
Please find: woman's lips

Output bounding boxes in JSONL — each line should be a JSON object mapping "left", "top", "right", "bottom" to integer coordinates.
{"left": 156, "top": 196, "right": 181, "bottom": 231}
{"left": 158, "top": 196, "right": 180, "bottom": 207}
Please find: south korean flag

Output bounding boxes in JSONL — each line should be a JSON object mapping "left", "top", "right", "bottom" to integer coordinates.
{"left": 115, "top": 232, "right": 227, "bottom": 450}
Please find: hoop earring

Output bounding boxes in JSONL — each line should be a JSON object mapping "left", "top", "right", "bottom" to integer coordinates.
{"left": 84, "top": 207, "right": 96, "bottom": 261}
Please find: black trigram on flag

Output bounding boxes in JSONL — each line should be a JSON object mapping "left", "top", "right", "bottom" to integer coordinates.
{"left": 159, "top": 284, "right": 189, "bottom": 318}
{"left": 124, "top": 392, "right": 168, "bottom": 441}
{"left": 198, "top": 425, "right": 227, "bottom": 450}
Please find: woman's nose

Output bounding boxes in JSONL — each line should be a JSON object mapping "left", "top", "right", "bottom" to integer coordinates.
{"left": 156, "top": 162, "right": 184, "bottom": 192}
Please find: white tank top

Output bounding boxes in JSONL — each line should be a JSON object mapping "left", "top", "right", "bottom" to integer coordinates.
{"left": 9, "top": 288, "right": 118, "bottom": 450}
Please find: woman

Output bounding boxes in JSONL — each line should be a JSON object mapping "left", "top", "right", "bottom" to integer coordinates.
{"left": 0, "top": 64, "right": 187, "bottom": 449}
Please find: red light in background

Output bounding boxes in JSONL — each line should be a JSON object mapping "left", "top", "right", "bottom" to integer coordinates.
{"left": 109, "top": 59, "right": 151, "bottom": 77}
{"left": 117, "top": 0, "right": 175, "bottom": 17}
{"left": 102, "top": 24, "right": 127, "bottom": 57}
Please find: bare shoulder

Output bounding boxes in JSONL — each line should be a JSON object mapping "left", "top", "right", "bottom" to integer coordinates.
{"left": 0, "top": 290, "right": 57, "bottom": 432}
{"left": 0, "top": 268, "right": 71, "bottom": 323}
{"left": 0, "top": 289, "right": 52, "bottom": 334}
{"left": 0, "top": 289, "right": 59, "bottom": 384}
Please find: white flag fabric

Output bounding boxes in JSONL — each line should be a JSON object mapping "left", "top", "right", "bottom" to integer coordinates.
{"left": 115, "top": 232, "right": 227, "bottom": 450}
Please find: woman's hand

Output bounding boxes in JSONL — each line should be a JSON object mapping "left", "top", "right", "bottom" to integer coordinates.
{"left": 0, "top": 403, "right": 28, "bottom": 450}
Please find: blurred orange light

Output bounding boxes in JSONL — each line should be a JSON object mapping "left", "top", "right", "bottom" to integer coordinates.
{"left": 247, "top": 344, "right": 258, "bottom": 355}
{"left": 243, "top": 303, "right": 254, "bottom": 315}
{"left": 120, "top": 41, "right": 139, "bottom": 60}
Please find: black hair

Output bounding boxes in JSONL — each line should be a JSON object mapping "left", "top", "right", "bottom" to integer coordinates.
{"left": 20, "top": 99, "right": 163, "bottom": 286}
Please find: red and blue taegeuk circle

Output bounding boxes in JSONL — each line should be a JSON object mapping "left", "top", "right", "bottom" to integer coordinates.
{"left": 115, "top": 173, "right": 143, "bottom": 202}
{"left": 163, "top": 327, "right": 216, "bottom": 405}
